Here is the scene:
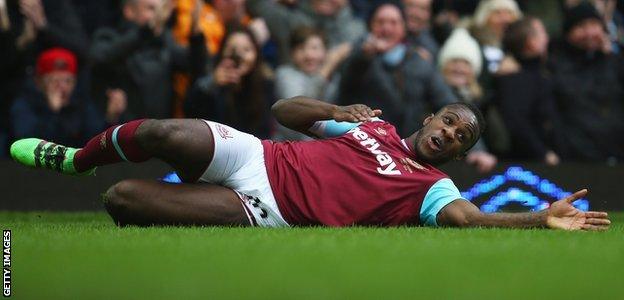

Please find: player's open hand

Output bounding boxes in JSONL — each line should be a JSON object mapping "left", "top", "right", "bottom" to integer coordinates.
{"left": 546, "top": 189, "right": 610, "bottom": 231}
{"left": 333, "top": 104, "right": 382, "bottom": 123}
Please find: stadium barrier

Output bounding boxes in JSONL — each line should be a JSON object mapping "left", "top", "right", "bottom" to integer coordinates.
{"left": 1, "top": 160, "right": 621, "bottom": 211}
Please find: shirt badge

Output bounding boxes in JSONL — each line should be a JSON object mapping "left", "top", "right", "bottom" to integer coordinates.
{"left": 400, "top": 157, "right": 427, "bottom": 173}
{"left": 373, "top": 127, "right": 387, "bottom": 136}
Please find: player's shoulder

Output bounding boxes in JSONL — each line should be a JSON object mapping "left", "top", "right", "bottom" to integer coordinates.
{"left": 427, "top": 164, "right": 450, "bottom": 178}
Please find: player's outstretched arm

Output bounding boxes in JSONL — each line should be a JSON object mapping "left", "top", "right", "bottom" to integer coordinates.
{"left": 272, "top": 96, "right": 381, "bottom": 137}
{"left": 436, "top": 189, "right": 610, "bottom": 230}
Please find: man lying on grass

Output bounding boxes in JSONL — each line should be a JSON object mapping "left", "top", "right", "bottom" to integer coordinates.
{"left": 10, "top": 96, "right": 610, "bottom": 230}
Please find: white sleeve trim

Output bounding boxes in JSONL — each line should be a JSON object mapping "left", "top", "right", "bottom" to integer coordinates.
{"left": 308, "top": 118, "right": 383, "bottom": 138}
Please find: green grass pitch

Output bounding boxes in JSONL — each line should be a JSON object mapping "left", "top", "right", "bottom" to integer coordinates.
{"left": 2, "top": 211, "right": 623, "bottom": 300}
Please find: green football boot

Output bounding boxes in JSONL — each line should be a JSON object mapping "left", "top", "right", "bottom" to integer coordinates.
{"left": 10, "top": 138, "right": 95, "bottom": 176}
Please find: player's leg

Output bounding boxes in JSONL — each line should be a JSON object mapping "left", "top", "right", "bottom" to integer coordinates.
{"left": 76, "top": 118, "right": 215, "bottom": 181}
{"left": 133, "top": 119, "right": 214, "bottom": 182}
{"left": 102, "top": 179, "right": 251, "bottom": 226}
{"left": 10, "top": 119, "right": 214, "bottom": 181}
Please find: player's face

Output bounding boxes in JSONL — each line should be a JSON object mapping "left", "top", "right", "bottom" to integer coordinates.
{"left": 414, "top": 107, "right": 479, "bottom": 164}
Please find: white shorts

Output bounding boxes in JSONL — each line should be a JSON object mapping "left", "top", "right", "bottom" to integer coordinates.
{"left": 199, "top": 121, "right": 290, "bottom": 228}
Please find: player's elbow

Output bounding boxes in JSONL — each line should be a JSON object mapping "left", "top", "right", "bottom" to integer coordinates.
{"left": 271, "top": 99, "right": 287, "bottom": 117}
{"left": 271, "top": 97, "right": 301, "bottom": 116}
{"left": 449, "top": 211, "right": 484, "bottom": 228}
{"left": 460, "top": 211, "right": 486, "bottom": 228}
{"left": 271, "top": 97, "right": 303, "bottom": 127}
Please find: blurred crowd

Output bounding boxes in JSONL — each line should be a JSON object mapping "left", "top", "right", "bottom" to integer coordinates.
{"left": 1, "top": 0, "right": 624, "bottom": 172}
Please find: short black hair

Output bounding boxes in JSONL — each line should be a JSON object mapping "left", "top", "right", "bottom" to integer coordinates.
{"left": 366, "top": 2, "right": 407, "bottom": 29}
{"left": 503, "top": 16, "right": 539, "bottom": 60}
{"left": 564, "top": 1, "right": 604, "bottom": 34}
{"left": 289, "top": 26, "right": 327, "bottom": 51}
{"left": 440, "top": 102, "right": 486, "bottom": 147}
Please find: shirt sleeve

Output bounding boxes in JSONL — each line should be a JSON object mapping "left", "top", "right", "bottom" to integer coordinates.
{"left": 420, "top": 178, "right": 466, "bottom": 226}
{"left": 308, "top": 118, "right": 382, "bottom": 138}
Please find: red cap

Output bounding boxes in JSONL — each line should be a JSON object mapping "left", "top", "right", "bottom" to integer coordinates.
{"left": 36, "top": 48, "right": 77, "bottom": 76}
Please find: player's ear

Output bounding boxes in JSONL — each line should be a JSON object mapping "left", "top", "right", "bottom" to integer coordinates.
{"left": 454, "top": 152, "right": 467, "bottom": 161}
{"left": 423, "top": 113, "right": 434, "bottom": 126}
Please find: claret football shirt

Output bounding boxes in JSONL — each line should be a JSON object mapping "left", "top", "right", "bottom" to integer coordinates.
{"left": 262, "top": 120, "right": 464, "bottom": 227}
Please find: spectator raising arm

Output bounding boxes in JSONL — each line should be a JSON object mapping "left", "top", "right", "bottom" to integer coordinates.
{"left": 89, "top": 24, "right": 154, "bottom": 65}
{"left": 20, "top": 0, "right": 89, "bottom": 60}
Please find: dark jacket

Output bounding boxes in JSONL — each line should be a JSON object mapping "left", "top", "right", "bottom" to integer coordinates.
{"left": 338, "top": 42, "right": 456, "bottom": 137}
{"left": 89, "top": 21, "right": 207, "bottom": 120}
{"left": 246, "top": 0, "right": 366, "bottom": 64}
{"left": 406, "top": 30, "right": 440, "bottom": 60}
{"left": 496, "top": 58, "right": 565, "bottom": 160}
{"left": 185, "top": 74, "right": 275, "bottom": 139}
{"left": 548, "top": 40, "right": 624, "bottom": 161}
{"left": 10, "top": 80, "right": 105, "bottom": 148}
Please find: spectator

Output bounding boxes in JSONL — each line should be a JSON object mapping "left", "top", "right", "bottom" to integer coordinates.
{"left": 470, "top": 0, "right": 522, "bottom": 74}
{"left": 549, "top": 2, "right": 624, "bottom": 161}
{"left": 273, "top": 26, "right": 351, "bottom": 141}
{"left": 172, "top": 0, "right": 260, "bottom": 56}
{"left": 592, "top": 0, "right": 624, "bottom": 53}
{"left": 498, "top": 17, "right": 565, "bottom": 165}
{"left": 467, "top": 0, "right": 522, "bottom": 155}
{"left": 170, "top": 0, "right": 270, "bottom": 117}
{"left": 338, "top": 3, "right": 456, "bottom": 137}
{"left": 438, "top": 28, "right": 497, "bottom": 173}
{"left": 246, "top": 0, "right": 366, "bottom": 64}
{"left": 13, "top": 0, "right": 89, "bottom": 60}
{"left": 185, "top": 28, "right": 275, "bottom": 139}
{"left": 438, "top": 28, "right": 483, "bottom": 105}
{"left": 10, "top": 48, "right": 105, "bottom": 147}
{"left": 402, "top": 0, "right": 439, "bottom": 61}
{"left": 0, "top": 0, "right": 88, "bottom": 156}
{"left": 89, "top": 0, "right": 207, "bottom": 121}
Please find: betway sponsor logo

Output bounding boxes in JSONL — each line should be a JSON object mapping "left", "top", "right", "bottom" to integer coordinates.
{"left": 349, "top": 126, "right": 401, "bottom": 176}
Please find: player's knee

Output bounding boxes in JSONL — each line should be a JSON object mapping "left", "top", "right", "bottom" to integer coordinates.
{"left": 103, "top": 180, "right": 138, "bottom": 226}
